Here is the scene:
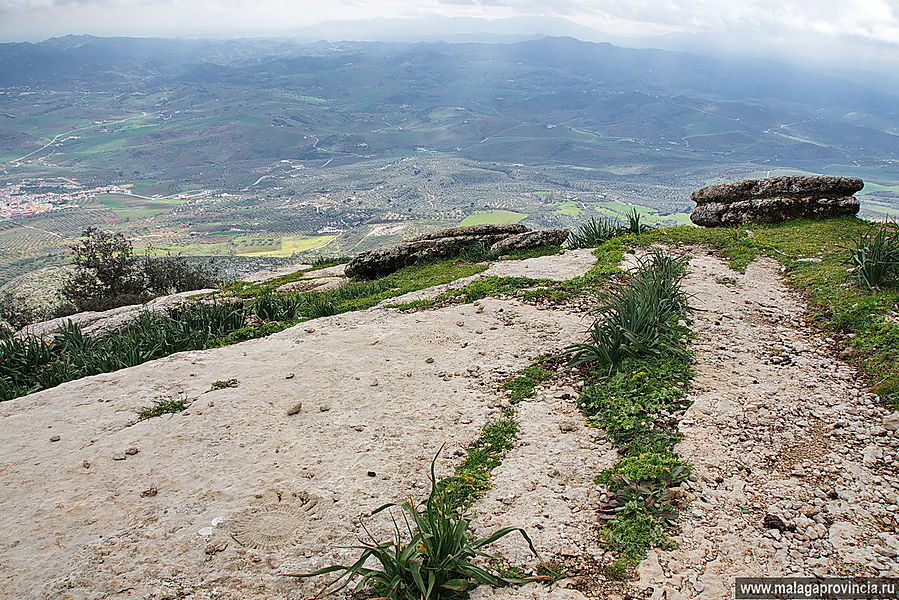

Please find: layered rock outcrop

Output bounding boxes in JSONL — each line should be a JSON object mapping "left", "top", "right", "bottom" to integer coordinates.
{"left": 690, "top": 175, "right": 863, "bottom": 227}
{"left": 345, "top": 224, "right": 569, "bottom": 279}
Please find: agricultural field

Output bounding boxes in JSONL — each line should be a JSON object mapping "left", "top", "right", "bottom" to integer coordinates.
{"left": 459, "top": 210, "right": 527, "bottom": 226}
{"left": 0, "top": 36, "right": 897, "bottom": 283}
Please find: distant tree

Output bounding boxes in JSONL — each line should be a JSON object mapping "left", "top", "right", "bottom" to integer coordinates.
{"left": 63, "top": 228, "right": 218, "bottom": 313}
{"left": 64, "top": 227, "right": 144, "bottom": 310}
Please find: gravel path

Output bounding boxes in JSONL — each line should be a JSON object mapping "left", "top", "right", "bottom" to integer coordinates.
{"left": 635, "top": 252, "right": 899, "bottom": 599}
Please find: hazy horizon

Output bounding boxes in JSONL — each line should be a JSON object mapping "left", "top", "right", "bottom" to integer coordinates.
{"left": 2, "top": 1, "right": 899, "bottom": 77}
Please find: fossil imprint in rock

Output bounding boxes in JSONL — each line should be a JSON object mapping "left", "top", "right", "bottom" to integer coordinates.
{"left": 228, "top": 490, "right": 324, "bottom": 551}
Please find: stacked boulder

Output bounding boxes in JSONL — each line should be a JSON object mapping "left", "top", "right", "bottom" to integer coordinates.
{"left": 345, "top": 224, "right": 569, "bottom": 279}
{"left": 690, "top": 175, "right": 863, "bottom": 227}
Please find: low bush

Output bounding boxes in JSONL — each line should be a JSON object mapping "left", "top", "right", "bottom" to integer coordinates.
{"left": 567, "top": 217, "right": 624, "bottom": 249}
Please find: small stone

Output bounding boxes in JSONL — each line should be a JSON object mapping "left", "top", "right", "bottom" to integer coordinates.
{"left": 205, "top": 542, "right": 227, "bottom": 555}
{"left": 370, "top": 379, "right": 379, "bottom": 387}
{"left": 305, "top": 327, "right": 315, "bottom": 333}
{"left": 286, "top": 402, "right": 303, "bottom": 416}
{"left": 140, "top": 486, "right": 158, "bottom": 498}
{"left": 82, "top": 460, "right": 91, "bottom": 469}
{"left": 112, "top": 455, "right": 126, "bottom": 461}
{"left": 125, "top": 447, "right": 139, "bottom": 456}
{"left": 319, "top": 405, "right": 330, "bottom": 412}
{"left": 285, "top": 373, "right": 295, "bottom": 379}
{"left": 49, "top": 435, "right": 60, "bottom": 442}
{"left": 559, "top": 420, "right": 579, "bottom": 433}
{"left": 425, "top": 357, "right": 435, "bottom": 364}
{"left": 884, "top": 413, "right": 899, "bottom": 432}
{"left": 367, "top": 471, "right": 376, "bottom": 477}
{"left": 763, "top": 513, "right": 794, "bottom": 532}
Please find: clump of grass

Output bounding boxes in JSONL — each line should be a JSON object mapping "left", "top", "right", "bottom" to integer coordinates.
{"left": 210, "top": 378, "right": 239, "bottom": 390}
{"left": 844, "top": 222, "right": 899, "bottom": 289}
{"left": 138, "top": 395, "right": 187, "bottom": 420}
{"left": 459, "top": 241, "right": 493, "bottom": 263}
{"left": 567, "top": 210, "right": 651, "bottom": 249}
{"left": 291, "top": 451, "right": 542, "bottom": 600}
{"left": 567, "top": 217, "right": 625, "bottom": 249}
{"left": 502, "top": 364, "right": 552, "bottom": 404}
{"left": 624, "top": 208, "right": 652, "bottom": 235}
{"left": 565, "top": 249, "right": 689, "bottom": 373}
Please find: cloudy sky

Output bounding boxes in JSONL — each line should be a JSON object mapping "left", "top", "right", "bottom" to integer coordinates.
{"left": 2, "top": 0, "right": 898, "bottom": 69}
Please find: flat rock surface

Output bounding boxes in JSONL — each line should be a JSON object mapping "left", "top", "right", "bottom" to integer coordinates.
{"left": 0, "top": 295, "right": 588, "bottom": 599}
{"left": 4, "top": 247, "right": 898, "bottom": 600}
{"left": 383, "top": 249, "right": 597, "bottom": 306}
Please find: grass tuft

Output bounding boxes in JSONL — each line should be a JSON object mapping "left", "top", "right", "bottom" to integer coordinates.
{"left": 290, "top": 450, "right": 542, "bottom": 600}
{"left": 565, "top": 249, "right": 690, "bottom": 373}
{"left": 844, "top": 222, "right": 899, "bottom": 289}
{"left": 210, "top": 378, "right": 239, "bottom": 390}
{"left": 138, "top": 395, "right": 187, "bottom": 420}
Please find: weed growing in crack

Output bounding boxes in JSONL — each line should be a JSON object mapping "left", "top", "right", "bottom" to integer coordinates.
{"left": 210, "top": 378, "right": 239, "bottom": 390}
{"left": 138, "top": 395, "right": 187, "bottom": 420}
{"left": 567, "top": 247, "right": 694, "bottom": 579}
{"left": 439, "top": 411, "right": 519, "bottom": 510}
{"left": 290, "top": 451, "right": 542, "bottom": 600}
{"left": 502, "top": 364, "right": 552, "bottom": 404}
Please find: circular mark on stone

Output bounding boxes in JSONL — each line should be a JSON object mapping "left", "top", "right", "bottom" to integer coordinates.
{"left": 229, "top": 491, "right": 323, "bottom": 551}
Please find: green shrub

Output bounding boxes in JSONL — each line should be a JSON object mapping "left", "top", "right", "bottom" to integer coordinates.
{"left": 62, "top": 228, "right": 218, "bottom": 312}
{"left": 291, "top": 453, "right": 541, "bottom": 600}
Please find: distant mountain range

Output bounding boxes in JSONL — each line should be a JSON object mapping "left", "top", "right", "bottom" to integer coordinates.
{"left": 1, "top": 35, "right": 897, "bottom": 191}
